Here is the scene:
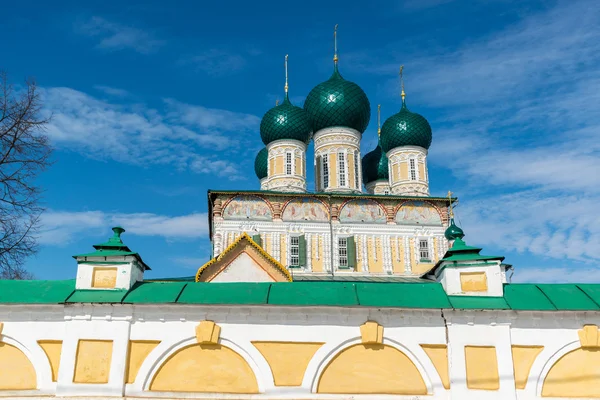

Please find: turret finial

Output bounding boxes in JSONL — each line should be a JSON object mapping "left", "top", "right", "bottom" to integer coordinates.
{"left": 377, "top": 104, "right": 381, "bottom": 136}
{"left": 275, "top": 99, "right": 279, "bottom": 106}
{"left": 284, "top": 54, "right": 289, "bottom": 94}
{"left": 333, "top": 24, "right": 339, "bottom": 64}
{"left": 447, "top": 190, "right": 454, "bottom": 219}
{"left": 399, "top": 65, "right": 406, "bottom": 103}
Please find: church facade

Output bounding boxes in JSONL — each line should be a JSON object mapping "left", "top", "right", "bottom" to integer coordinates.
{"left": 1, "top": 32, "right": 600, "bottom": 400}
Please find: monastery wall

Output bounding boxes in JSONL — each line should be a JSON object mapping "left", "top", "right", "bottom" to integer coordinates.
{"left": 1, "top": 304, "right": 600, "bottom": 399}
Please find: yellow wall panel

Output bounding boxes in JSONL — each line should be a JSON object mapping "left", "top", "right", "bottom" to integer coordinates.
{"left": 348, "top": 153, "right": 355, "bottom": 189}
{"left": 317, "top": 344, "right": 427, "bottom": 395}
{"left": 542, "top": 348, "right": 600, "bottom": 397}
{"left": 38, "top": 340, "right": 62, "bottom": 382}
{"left": 0, "top": 342, "right": 37, "bottom": 390}
{"left": 311, "top": 235, "right": 323, "bottom": 272}
{"left": 274, "top": 156, "right": 283, "bottom": 175}
{"left": 399, "top": 162, "right": 408, "bottom": 180}
{"left": 390, "top": 237, "right": 405, "bottom": 273}
{"left": 73, "top": 340, "right": 113, "bottom": 384}
{"left": 125, "top": 340, "right": 160, "bottom": 384}
{"left": 92, "top": 267, "right": 117, "bottom": 289}
{"left": 511, "top": 345, "right": 543, "bottom": 389}
{"left": 150, "top": 343, "right": 258, "bottom": 393}
{"left": 465, "top": 346, "right": 499, "bottom": 390}
{"left": 269, "top": 158, "right": 274, "bottom": 176}
{"left": 252, "top": 342, "right": 323, "bottom": 386}
{"left": 460, "top": 272, "right": 488, "bottom": 292}
{"left": 421, "top": 344, "right": 450, "bottom": 389}
{"left": 367, "top": 237, "right": 384, "bottom": 273}
{"left": 280, "top": 235, "right": 287, "bottom": 266}
{"left": 418, "top": 163, "right": 425, "bottom": 181}
{"left": 329, "top": 153, "right": 337, "bottom": 188}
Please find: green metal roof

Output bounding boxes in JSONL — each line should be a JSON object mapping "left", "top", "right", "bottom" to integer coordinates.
{"left": 2, "top": 280, "right": 600, "bottom": 311}
{"left": 260, "top": 94, "right": 312, "bottom": 145}
{"left": 304, "top": 65, "right": 371, "bottom": 133}
{"left": 380, "top": 101, "right": 432, "bottom": 152}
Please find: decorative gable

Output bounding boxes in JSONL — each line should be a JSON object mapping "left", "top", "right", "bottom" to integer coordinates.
{"left": 196, "top": 233, "right": 292, "bottom": 283}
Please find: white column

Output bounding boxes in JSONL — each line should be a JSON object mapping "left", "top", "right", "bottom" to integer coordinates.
{"left": 361, "top": 235, "right": 368, "bottom": 272}
{"left": 404, "top": 236, "right": 411, "bottom": 273}
{"left": 306, "top": 233, "right": 312, "bottom": 272}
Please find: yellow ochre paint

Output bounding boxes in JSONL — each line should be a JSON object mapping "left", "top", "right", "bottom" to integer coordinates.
{"left": 125, "top": 341, "right": 160, "bottom": 384}
{"left": 252, "top": 341, "right": 323, "bottom": 386}
{"left": 0, "top": 341, "right": 37, "bottom": 390}
{"left": 421, "top": 344, "right": 450, "bottom": 389}
{"left": 38, "top": 340, "right": 62, "bottom": 382}
{"left": 464, "top": 346, "right": 499, "bottom": 390}
{"left": 460, "top": 272, "right": 488, "bottom": 292}
{"left": 542, "top": 347, "right": 600, "bottom": 397}
{"left": 511, "top": 345, "right": 543, "bottom": 389}
{"left": 73, "top": 339, "right": 113, "bottom": 384}
{"left": 92, "top": 267, "right": 117, "bottom": 288}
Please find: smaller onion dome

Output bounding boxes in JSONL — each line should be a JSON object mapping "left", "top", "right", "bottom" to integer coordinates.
{"left": 260, "top": 94, "right": 312, "bottom": 145}
{"left": 380, "top": 101, "right": 432, "bottom": 153}
{"left": 445, "top": 218, "right": 465, "bottom": 241}
{"left": 362, "top": 105, "right": 389, "bottom": 185}
{"left": 254, "top": 147, "right": 268, "bottom": 180}
{"left": 304, "top": 64, "right": 371, "bottom": 133}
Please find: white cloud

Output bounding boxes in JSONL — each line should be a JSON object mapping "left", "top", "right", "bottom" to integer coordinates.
{"left": 76, "top": 16, "right": 165, "bottom": 54}
{"left": 94, "top": 85, "right": 130, "bottom": 97}
{"left": 171, "top": 257, "right": 207, "bottom": 269}
{"left": 512, "top": 266, "right": 600, "bottom": 284}
{"left": 39, "top": 210, "right": 208, "bottom": 245}
{"left": 41, "top": 87, "right": 260, "bottom": 178}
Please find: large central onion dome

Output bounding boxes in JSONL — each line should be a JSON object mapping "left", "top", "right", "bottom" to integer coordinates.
{"left": 304, "top": 65, "right": 371, "bottom": 133}
{"left": 362, "top": 141, "right": 389, "bottom": 185}
{"left": 380, "top": 101, "right": 432, "bottom": 153}
{"left": 254, "top": 147, "right": 268, "bottom": 180}
{"left": 260, "top": 94, "right": 312, "bottom": 145}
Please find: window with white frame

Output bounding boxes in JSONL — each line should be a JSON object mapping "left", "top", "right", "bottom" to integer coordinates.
{"left": 338, "top": 152, "right": 346, "bottom": 186}
{"left": 338, "top": 237, "right": 348, "bottom": 267}
{"left": 384, "top": 189, "right": 390, "bottom": 195}
{"left": 290, "top": 236, "right": 300, "bottom": 267}
{"left": 419, "top": 239, "right": 430, "bottom": 261}
{"left": 286, "top": 152, "right": 293, "bottom": 175}
{"left": 354, "top": 151, "right": 359, "bottom": 189}
{"left": 410, "top": 158, "right": 417, "bottom": 181}
{"left": 322, "top": 154, "right": 329, "bottom": 189}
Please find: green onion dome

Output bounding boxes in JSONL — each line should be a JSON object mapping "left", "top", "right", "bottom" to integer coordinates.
{"left": 361, "top": 140, "right": 389, "bottom": 185}
{"left": 304, "top": 65, "right": 371, "bottom": 133}
{"left": 445, "top": 218, "right": 465, "bottom": 241}
{"left": 380, "top": 101, "right": 432, "bottom": 153}
{"left": 260, "top": 94, "right": 312, "bottom": 145}
{"left": 254, "top": 147, "right": 268, "bottom": 180}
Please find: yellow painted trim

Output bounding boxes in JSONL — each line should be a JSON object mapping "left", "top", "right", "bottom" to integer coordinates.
{"left": 421, "top": 344, "right": 449, "bottom": 389}
{"left": 464, "top": 346, "right": 499, "bottom": 390}
{"left": 578, "top": 324, "right": 600, "bottom": 348}
{"left": 0, "top": 341, "right": 37, "bottom": 390}
{"left": 360, "top": 321, "right": 383, "bottom": 344}
{"left": 38, "top": 340, "right": 62, "bottom": 382}
{"left": 460, "top": 272, "right": 488, "bottom": 292}
{"left": 73, "top": 339, "right": 113, "bottom": 384}
{"left": 542, "top": 347, "right": 600, "bottom": 397}
{"left": 252, "top": 341, "right": 323, "bottom": 386}
{"left": 92, "top": 267, "right": 117, "bottom": 288}
{"left": 125, "top": 340, "right": 160, "bottom": 384}
{"left": 196, "top": 321, "right": 221, "bottom": 344}
{"left": 196, "top": 233, "right": 292, "bottom": 282}
{"left": 511, "top": 345, "right": 543, "bottom": 389}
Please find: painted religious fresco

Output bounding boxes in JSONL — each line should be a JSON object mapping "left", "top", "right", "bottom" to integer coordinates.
{"left": 223, "top": 195, "right": 272, "bottom": 220}
{"left": 339, "top": 199, "right": 386, "bottom": 223}
{"left": 396, "top": 201, "right": 442, "bottom": 225}
{"left": 282, "top": 197, "right": 329, "bottom": 221}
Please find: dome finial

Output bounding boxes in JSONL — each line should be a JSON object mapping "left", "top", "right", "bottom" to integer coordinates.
{"left": 333, "top": 24, "right": 339, "bottom": 64}
{"left": 275, "top": 99, "right": 279, "bottom": 106}
{"left": 377, "top": 104, "right": 381, "bottom": 136}
{"left": 447, "top": 190, "right": 454, "bottom": 219}
{"left": 284, "top": 54, "right": 289, "bottom": 96}
{"left": 399, "top": 65, "right": 406, "bottom": 103}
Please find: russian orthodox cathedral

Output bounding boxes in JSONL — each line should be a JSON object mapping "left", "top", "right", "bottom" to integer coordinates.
{"left": 0, "top": 27, "right": 599, "bottom": 400}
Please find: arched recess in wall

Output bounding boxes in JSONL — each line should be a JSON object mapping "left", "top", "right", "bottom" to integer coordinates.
{"left": 222, "top": 195, "right": 272, "bottom": 221}
{"left": 316, "top": 343, "right": 427, "bottom": 395}
{"left": 541, "top": 346, "right": 600, "bottom": 398}
{"left": 281, "top": 197, "right": 329, "bottom": 222}
{"left": 149, "top": 342, "right": 259, "bottom": 394}
{"left": 396, "top": 200, "right": 442, "bottom": 226}
{"left": 339, "top": 199, "right": 386, "bottom": 224}
{"left": 0, "top": 341, "right": 37, "bottom": 390}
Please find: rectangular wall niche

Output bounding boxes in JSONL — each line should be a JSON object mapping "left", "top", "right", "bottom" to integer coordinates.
{"left": 460, "top": 272, "right": 488, "bottom": 292}
{"left": 92, "top": 267, "right": 117, "bottom": 289}
{"left": 464, "top": 345, "right": 499, "bottom": 390}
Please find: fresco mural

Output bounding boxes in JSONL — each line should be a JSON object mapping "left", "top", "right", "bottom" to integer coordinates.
{"left": 339, "top": 199, "right": 386, "bottom": 223}
{"left": 223, "top": 195, "right": 272, "bottom": 220}
{"left": 396, "top": 201, "right": 442, "bottom": 225}
{"left": 282, "top": 198, "right": 329, "bottom": 221}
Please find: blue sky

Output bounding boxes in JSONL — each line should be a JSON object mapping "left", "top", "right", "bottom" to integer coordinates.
{"left": 2, "top": 0, "right": 599, "bottom": 283}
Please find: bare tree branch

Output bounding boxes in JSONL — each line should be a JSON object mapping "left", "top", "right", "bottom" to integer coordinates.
{"left": 0, "top": 71, "right": 52, "bottom": 279}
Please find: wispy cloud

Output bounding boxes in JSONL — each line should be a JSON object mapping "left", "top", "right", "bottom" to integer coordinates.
{"left": 76, "top": 16, "right": 165, "bottom": 54}
{"left": 39, "top": 210, "right": 208, "bottom": 245}
{"left": 181, "top": 49, "right": 247, "bottom": 76}
{"left": 94, "top": 85, "right": 130, "bottom": 98}
{"left": 512, "top": 266, "right": 600, "bottom": 284}
{"left": 41, "top": 87, "right": 260, "bottom": 178}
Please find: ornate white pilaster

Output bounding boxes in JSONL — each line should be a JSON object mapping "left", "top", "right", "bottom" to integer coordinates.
{"left": 383, "top": 234, "right": 392, "bottom": 273}
{"left": 361, "top": 235, "right": 368, "bottom": 272}
{"left": 365, "top": 180, "right": 391, "bottom": 195}
{"left": 404, "top": 236, "right": 411, "bottom": 273}
{"left": 306, "top": 233, "right": 312, "bottom": 272}
{"left": 387, "top": 145, "right": 429, "bottom": 196}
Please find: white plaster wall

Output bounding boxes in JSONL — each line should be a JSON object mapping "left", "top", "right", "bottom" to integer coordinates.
{"left": 75, "top": 259, "right": 143, "bottom": 290}
{"left": 440, "top": 262, "right": 504, "bottom": 296}
{"left": 1, "top": 304, "right": 600, "bottom": 399}
{"left": 210, "top": 252, "right": 274, "bottom": 282}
